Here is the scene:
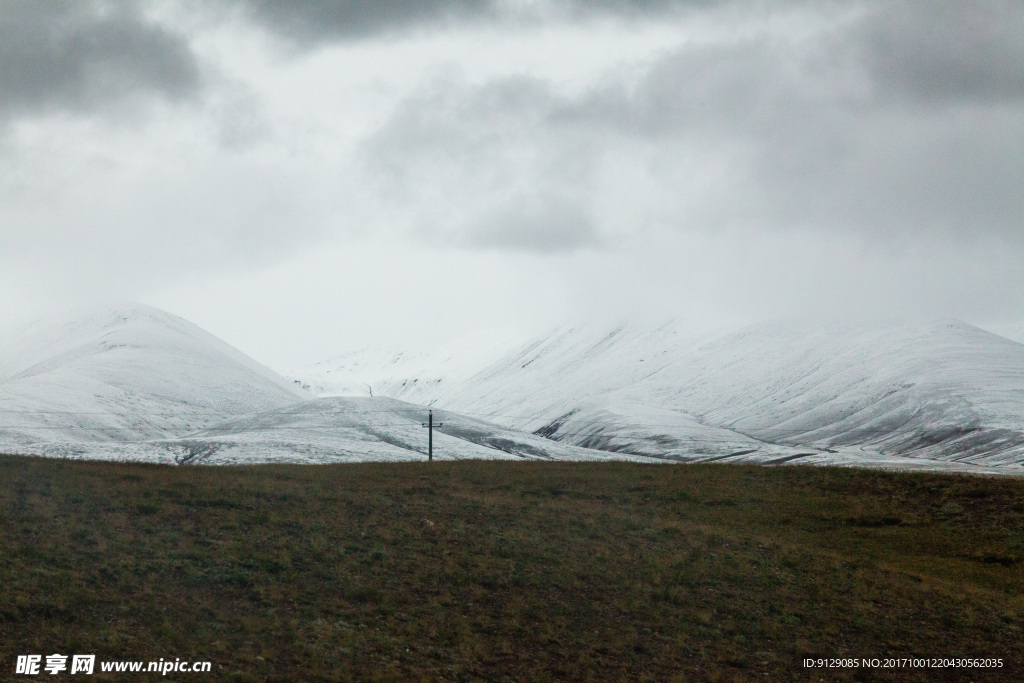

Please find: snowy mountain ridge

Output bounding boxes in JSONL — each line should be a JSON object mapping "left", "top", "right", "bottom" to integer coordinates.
{"left": 285, "top": 326, "right": 528, "bottom": 399}
{"left": 0, "top": 306, "right": 651, "bottom": 464}
{"left": 294, "top": 318, "right": 1024, "bottom": 468}
{"left": 2, "top": 305, "right": 1022, "bottom": 471}
{"left": 0, "top": 304, "right": 307, "bottom": 449}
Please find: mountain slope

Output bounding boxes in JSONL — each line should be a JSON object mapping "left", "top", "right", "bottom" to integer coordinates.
{"left": 297, "top": 320, "right": 1024, "bottom": 468}
{"left": 288, "top": 327, "right": 526, "bottom": 399}
{"left": 0, "top": 307, "right": 657, "bottom": 465}
{"left": 6, "top": 306, "right": 1021, "bottom": 470}
{"left": 158, "top": 396, "right": 660, "bottom": 465}
{"left": 0, "top": 305, "right": 307, "bottom": 451}
{"left": 985, "top": 323, "right": 1024, "bottom": 345}
{"left": 665, "top": 321, "right": 1024, "bottom": 464}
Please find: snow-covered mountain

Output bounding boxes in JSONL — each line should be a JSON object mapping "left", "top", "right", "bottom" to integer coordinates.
{"left": 4, "top": 305, "right": 1022, "bottom": 472}
{"left": 0, "top": 306, "right": 655, "bottom": 464}
{"left": 0, "top": 305, "right": 307, "bottom": 453}
{"left": 287, "top": 327, "right": 526, "bottom": 398}
{"left": 985, "top": 323, "right": 1024, "bottom": 345}
{"left": 295, "top": 319, "right": 1024, "bottom": 469}
{"left": 162, "top": 396, "right": 659, "bottom": 465}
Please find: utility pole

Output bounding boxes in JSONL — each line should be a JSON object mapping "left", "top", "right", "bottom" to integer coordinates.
{"left": 421, "top": 409, "right": 443, "bottom": 461}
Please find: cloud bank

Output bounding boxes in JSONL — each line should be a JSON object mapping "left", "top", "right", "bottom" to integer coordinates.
{"left": 0, "top": 0, "right": 202, "bottom": 124}
{"left": 0, "top": 0, "right": 1020, "bottom": 361}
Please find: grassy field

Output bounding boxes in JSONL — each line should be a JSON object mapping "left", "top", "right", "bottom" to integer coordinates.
{"left": 1, "top": 454, "right": 1023, "bottom": 681}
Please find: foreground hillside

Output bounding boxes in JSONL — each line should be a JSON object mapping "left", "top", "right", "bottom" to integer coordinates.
{"left": 2, "top": 455, "right": 1022, "bottom": 681}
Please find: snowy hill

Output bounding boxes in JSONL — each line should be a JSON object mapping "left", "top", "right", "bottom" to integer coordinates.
{"left": 0, "top": 306, "right": 657, "bottom": 465}
{"left": 158, "top": 396, "right": 660, "bottom": 465}
{"left": 658, "top": 321, "right": 1024, "bottom": 465}
{"left": 985, "top": 324, "right": 1024, "bottom": 345}
{"left": 0, "top": 305, "right": 307, "bottom": 454}
{"left": 296, "top": 320, "right": 1024, "bottom": 469}
{"left": 4, "top": 306, "right": 1021, "bottom": 471}
{"left": 287, "top": 327, "right": 527, "bottom": 399}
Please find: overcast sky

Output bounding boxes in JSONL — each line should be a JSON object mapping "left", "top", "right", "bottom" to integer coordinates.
{"left": 1, "top": 0, "right": 1021, "bottom": 367}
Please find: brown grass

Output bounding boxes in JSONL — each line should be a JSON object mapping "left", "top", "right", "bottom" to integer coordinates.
{"left": 1, "top": 454, "right": 1023, "bottom": 681}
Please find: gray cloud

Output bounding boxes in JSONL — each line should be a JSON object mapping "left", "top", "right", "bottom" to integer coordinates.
{"left": 235, "top": 0, "right": 721, "bottom": 45}
{"left": 2, "top": 0, "right": 1021, "bottom": 352}
{"left": 854, "top": 0, "right": 1024, "bottom": 105}
{"left": 466, "top": 194, "right": 598, "bottom": 252}
{"left": 563, "top": 0, "right": 713, "bottom": 15}
{"left": 237, "top": 0, "right": 496, "bottom": 43}
{"left": 362, "top": 75, "right": 604, "bottom": 252}
{"left": 568, "top": 1, "right": 1024, "bottom": 130}
{"left": 0, "top": 0, "right": 203, "bottom": 122}
{"left": 363, "top": 0, "right": 1024, "bottom": 254}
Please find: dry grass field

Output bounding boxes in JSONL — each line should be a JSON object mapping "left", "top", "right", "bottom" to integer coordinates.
{"left": 2, "top": 454, "right": 1023, "bottom": 681}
